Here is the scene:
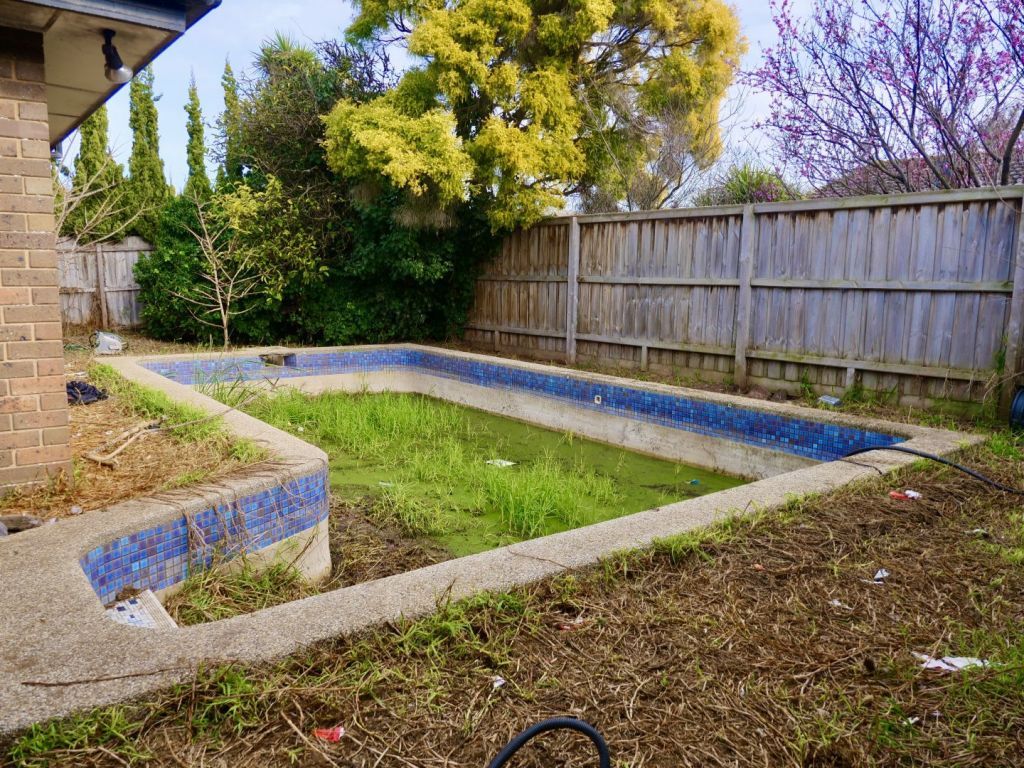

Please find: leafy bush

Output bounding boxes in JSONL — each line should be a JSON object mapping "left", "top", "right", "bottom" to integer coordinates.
{"left": 694, "top": 164, "right": 799, "bottom": 206}
{"left": 292, "top": 192, "right": 494, "bottom": 345}
{"left": 134, "top": 195, "right": 208, "bottom": 341}
{"left": 137, "top": 40, "right": 496, "bottom": 348}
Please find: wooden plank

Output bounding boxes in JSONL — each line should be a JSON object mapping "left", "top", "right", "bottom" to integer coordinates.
{"left": 579, "top": 275, "right": 742, "bottom": 287}
{"left": 746, "top": 278, "right": 1013, "bottom": 293}
{"left": 558, "top": 276, "right": 1017, "bottom": 292}
{"left": 752, "top": 186, "right": 1024, "bottom": 215}
{"left": 733, "top": 205, "right": 756, "bottom": 387}
{"left": 477, "top": 275, "right": 565, "bottom": 283}
{"left": 96, "top": 243, "right": 109, "bottom": 329}
{"left": 906, "top": 205, "right": 936, "bottom": 366}
{"left": 540, "top": 186, "right": 1024, "bottom": 225}
{"left": 747, "top": 348, "right": 982, "bottom": 382}
{"left": 926, "top": 204, "right": 961, "bottom": 367}
{"left": 566, "top": 217, "right": 580, "bottom": 364}
{"left": 840, "top": 208, "right": 869, "bottom": 365}
{"left": 1000, "top": 196, "right": 1024, "bottom": 415}
{"left": 575, "top": 333, "right": 733, "bottom": 357}
{"left": 466, "top": 324, "right": 562, "bottom": 340}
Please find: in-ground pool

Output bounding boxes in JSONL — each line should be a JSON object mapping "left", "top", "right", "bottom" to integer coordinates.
{"left": 75, "top": 343, "right": 912, "bottom": 606}
{"left": 242, "top": 390, "right": 745, "bottom": 556}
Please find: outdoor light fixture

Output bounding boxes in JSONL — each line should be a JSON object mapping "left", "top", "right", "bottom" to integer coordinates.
{"left": 101, "top": 30, "right": 133, "bottom": 84}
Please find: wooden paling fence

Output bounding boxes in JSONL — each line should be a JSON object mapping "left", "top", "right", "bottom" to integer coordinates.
{"left": 465, "top": 187, "right": 1024, "bottom": 409}
{"left": 58, "top": 236, "right": 150, "bottom": 328}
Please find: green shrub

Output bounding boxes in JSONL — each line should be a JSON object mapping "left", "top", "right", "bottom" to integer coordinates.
{"left": 134, "top": 195, "right": 208, "bottom": 342}
{"left": 292, "top": 192, "right": 494, "bottom": 345}
{"left": 135, "top": 189, "right": 494, "bottom": 346}
{"left": 694, "top": 164, "right": 799, "bottom": 206}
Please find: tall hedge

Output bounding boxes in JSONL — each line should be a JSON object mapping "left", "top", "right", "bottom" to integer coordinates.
{"left": 137, "top": 38, "right": 497, "bottom": 347}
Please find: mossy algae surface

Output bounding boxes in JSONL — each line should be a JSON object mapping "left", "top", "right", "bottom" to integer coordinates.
{"left": 245, "top": 390, "right": 746, "bottom": 556}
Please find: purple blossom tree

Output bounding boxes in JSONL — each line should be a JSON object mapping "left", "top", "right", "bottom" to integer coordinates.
{"left": 747, "top": 0, "right": 1024, "bottom": 195}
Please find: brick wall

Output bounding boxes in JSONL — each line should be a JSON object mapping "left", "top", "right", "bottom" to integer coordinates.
{"left": 0, "top": 29, "right": 71, "bottom": 494}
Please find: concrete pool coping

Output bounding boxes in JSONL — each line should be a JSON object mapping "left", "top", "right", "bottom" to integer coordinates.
{"left": 0, "top": 344, "right": 981, "bottom": 734}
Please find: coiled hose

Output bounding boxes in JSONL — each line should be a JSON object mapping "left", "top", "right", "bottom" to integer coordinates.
{"left": 488, "top": 717, "right": 610, "bottom": 768}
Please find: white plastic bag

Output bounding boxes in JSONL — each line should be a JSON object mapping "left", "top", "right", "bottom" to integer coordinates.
{"left": 92, "top": 331, "right": 126, "bottom": 355}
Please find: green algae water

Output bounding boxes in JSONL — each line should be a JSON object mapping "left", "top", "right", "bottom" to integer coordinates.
{"left": 246, "top": 390, "right": 746, "bottom": 556}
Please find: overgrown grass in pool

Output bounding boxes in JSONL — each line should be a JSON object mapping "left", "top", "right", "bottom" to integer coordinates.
{"left": 234, "top": 389, "right": 746, "bottom": 555}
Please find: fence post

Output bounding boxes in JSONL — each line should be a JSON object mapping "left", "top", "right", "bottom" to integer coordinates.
{"left": 95, "top": 242, "right": 109, "bottom": 329}
{"left": 1000, "top": 194, "right": 1024, "bottom": 417}
{"left": 733, "top": 204, "right": 756, "bottom": 389}
{"left": 566, "top": 216, "right": 580, "bottom": 365}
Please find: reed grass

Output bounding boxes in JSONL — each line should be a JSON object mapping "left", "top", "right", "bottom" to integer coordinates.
{"left": 203, "top": 387, "right": 625, "bottom": 543}
{"left": 481, "top": 452, "right": 618, "bottom": 537}
{"left": 370, "top": 484, "right": 455, "bottom": 537}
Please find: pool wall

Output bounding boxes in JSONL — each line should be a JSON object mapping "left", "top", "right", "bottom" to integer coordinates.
{"left": 143, "top": 347, "right": 904, "bottom": 479}
{"left": 0, "top": 344, "right": 980, "bottom": 733}
{"left": 74, "top": 359, "right": 333, "bottom": 606}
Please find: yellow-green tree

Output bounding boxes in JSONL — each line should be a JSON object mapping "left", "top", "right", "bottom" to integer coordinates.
{"left": 325, "top": 0, "right": 744, "bottom": 229}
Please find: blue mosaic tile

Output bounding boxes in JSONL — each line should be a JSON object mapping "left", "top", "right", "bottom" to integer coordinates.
{"left": 80, "top": 468, "right": 328, "bottom": 605}
{"left": 142, "top": 349, "right": 903, "bottom": 463}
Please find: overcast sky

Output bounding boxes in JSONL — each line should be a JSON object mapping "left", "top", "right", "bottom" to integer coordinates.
{"left": 88, "top": 0, "right": 812, "bottom": 189}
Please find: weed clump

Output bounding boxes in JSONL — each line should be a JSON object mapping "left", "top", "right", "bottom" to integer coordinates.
{"left": 371, "top": 484, "right": 455, "bottom": 537}
{"left": 165, "top": 559, "right": 313, "bottom": 625}
{"left": 481, "top": 453, "right": 617, "bottom": 537}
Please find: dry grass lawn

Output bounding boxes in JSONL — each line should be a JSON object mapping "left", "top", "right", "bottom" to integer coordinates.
{"left": 1, "top": 329, "right": 261, "bottom": 521}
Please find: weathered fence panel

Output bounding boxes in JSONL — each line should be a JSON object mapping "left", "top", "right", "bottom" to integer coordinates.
{"left": 466, "top": 187, "right": 1024, "bottom": 407}
{"left": 58, "top": 236, "right": 150, "bottom": 327}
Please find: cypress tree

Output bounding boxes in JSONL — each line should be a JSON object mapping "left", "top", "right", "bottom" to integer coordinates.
{"left": 183, "top": 73, "right": 212, "bottom": 200}
{"left": 63, "top": 104, "right": 125, "bottom": 241}
{"left": 126, "top": 66, "right": 169, "bottom": 242}
{"left": 216, "top": 60, "right": 244, "bottom": 188}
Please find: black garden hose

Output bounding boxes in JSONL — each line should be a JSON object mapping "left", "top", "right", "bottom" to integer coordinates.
{"left": 843, "top": 445, "right": 1024, "bottom": 495}
{"left": 488, "top": 717, "right": 611, "bottom": 768}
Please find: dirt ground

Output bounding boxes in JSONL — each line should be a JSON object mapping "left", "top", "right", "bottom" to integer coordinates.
{"left": 5, "top": 437, "right": 1024, "bottom": 767}
{"left": 0, "top": 329, "right": 253, "bottom": 521}
{"left": 326, "top": 496, "right": 451, "bottom": 588}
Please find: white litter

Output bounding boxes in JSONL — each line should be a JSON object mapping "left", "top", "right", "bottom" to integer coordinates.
{"left": 92, "top": 331, "right": 126, "bottom": 355}
{"left": 863, "top": 568, "right": 891, "bottom": 584}
{"left": 829, "top": 599, "right": 852, "bottom": 610}
{"left": 486, "top": 459, "right": 516, "bottom": 468}
{"left": 912, "top": 652, "right": 989, "bottom": 672}
{"left": 378, "top": 481, "right": 395, "bottom": 488}
{"left": 69, "top": 505, "right": 83, "bottom": 516}
{"left": 491, "top": 675, "right": 506, "bottom": 689}
{"left": 904, "top": 489, "right": 922, "bottom": 499}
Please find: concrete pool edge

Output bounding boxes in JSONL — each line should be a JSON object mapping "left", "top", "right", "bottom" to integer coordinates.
{"left": 0, "top": 345, "right": 980, "bottom": 734}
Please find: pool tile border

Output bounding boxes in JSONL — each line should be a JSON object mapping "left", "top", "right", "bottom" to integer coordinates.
{"left": 142, "top": 348, "right": 903, "bottom": 463}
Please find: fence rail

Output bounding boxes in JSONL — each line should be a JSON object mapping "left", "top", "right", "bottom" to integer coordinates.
{"left": 58, "top": 236, "right": 149, "bottom": 328}
{"left": 465, "top": 186, "right": 1024, "bottom": 409}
